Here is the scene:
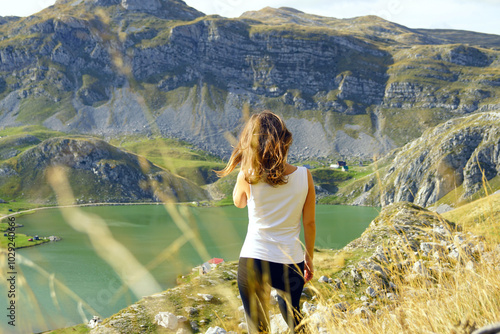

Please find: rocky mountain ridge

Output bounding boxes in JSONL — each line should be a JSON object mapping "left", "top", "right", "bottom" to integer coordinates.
{"left": 339, "top": 111, "right": 500, "bottom": 208}
{"left": 0, "top": 3, "right": 498, "bottom": 159}
{"left": 0, "top": 136, "right": 208, "bottom": 203}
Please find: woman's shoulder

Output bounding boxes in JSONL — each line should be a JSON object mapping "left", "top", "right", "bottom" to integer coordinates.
{"left": 287, "top": 165, "right": 309, "bottom": 180}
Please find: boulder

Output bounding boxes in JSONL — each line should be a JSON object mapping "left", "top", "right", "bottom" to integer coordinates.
{"left": 88, "top": 315, "right": 102, "bottom": 328}
{"left": 184, "top": 306, "right": 198, "bottom": 317}
{"left": 270, "top": 314, "right": 289, "bottom": 334}
{"left": 155, "top": 312, "right": 178, "bottom": 330}
{"left": 205, "top": 326, "right": 227, "bottom": 334}
{"left": 197, "top": 293, "right": 214, "bottom": 302}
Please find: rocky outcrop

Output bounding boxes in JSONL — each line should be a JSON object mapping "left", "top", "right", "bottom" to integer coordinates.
{"left": 443, "top": 45, "right": 492, "bottom": 67}
{"left": 0, "top": 134, "right": 41, "bottom": 160}
{"left": 304, "top": 202, "right": 499, "bottom": 333}
{"left": 1, "top": 137, "right": 208, "bottom": 203}
{"left": 60, "top": 0, "right": 204, "bottom": 20}
{"left": 353, "top": 112, "right": 500, "bottom": 207}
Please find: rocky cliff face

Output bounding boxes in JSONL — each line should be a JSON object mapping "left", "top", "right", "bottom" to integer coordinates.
{"left": 0, "top": 4, "right": 499, "bottom": 159}
{"left": 0, "top": 137, "right": 208, "bottom": 203}
{"left": 352, "top": 112, "right": 500, "bottom": 207}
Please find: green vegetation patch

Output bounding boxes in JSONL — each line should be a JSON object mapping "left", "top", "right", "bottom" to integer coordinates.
{"left": 380, "top": 108, "right": 456, "bottom": 147}
{"left": 0, "top": 231, "right": 48, "bottom": 249}
{"left": 45, "top": 323, "right": 91, "bottom": 334}
{"left": 311, "top": 168, "right": 353, "bottom": 193}
{"left": 16, "top": 94, "right": 76, "bottom": 125}
{"left": 113, "top": 136, "right": 225, "bottom": 185}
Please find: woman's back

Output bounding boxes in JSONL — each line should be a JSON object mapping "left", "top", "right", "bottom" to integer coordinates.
{"left": 241, "top": 166, "right": 309, "bottom": 264}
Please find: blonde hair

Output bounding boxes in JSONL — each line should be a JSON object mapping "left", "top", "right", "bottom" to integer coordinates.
{"left": 217, "top": 111, "right": 292, "bottom": 186}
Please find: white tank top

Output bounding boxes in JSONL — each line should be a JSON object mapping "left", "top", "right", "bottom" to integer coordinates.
{"left": 240, "top": 166, "right": 309, "bottom": 264}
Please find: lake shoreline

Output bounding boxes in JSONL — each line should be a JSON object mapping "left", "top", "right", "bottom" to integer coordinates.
{"left": 0, "top": 201, "right": 186, "bottom": 250}
{"left": 0, "top": 200, "right": 377, "bottom": 251}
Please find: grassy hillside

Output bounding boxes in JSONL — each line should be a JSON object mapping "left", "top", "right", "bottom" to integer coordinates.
{"left": 0, "top": 127, "right": 222, "bottom": 209}
{"left": 442, "top": 192, "right": 500, "bottom": 242}
{"left": 111, "top": 136, "right": 225, "bottom": 186}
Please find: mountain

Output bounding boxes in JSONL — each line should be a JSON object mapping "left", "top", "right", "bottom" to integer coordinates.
{"left": 335, "top": 111, "right": 500, "bottom": 208}
{"left": 0, "top": 3, "right": 498, "bottom": 160}
{"left": 0, "top": 136, "right": 208, "bottom": 203}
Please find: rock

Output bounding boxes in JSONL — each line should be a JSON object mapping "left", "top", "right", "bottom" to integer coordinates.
{"left": 366, "top": 286, "right": 377, "bottom": 298}
{"left": 372, "top": 113, "right": 500, "bottom": 207}
{"left": 205, "top": 326, "right": 227, "bottom": 334}
{"left": 184, "top": 306, "right": 199, "bottom": 317}
{"left": 353, "top": 306, "right": 371, "bottom": 318}
{"left": 238, "top": 322, "right": 248, "bottom": 331}
{"left": 432, "top": 225, "right": 452, "bottom": 237}
{"left": 449, "top": 249, "right": 460, "bottom": 261}
{"left": 412, "top": 260, "right": 429, "bottom": 276}
{"left": 333, "top": 302, "right": 348, "bottom": 312}
{"left": 270, "top": 314, "right": 289, "bottom": 334}
{"left": 350, "top": 268, "right": 363, "bottom": 281}
{"left": 431, "top": 204, "right": 454, "bottom": 214}
{"left": 302, "top": 301, "right": 317, "bottom": 316}
{"left": 302, "top": 286, "right": 315, "bottom": 298}
{"left": 155, "top": 312, "right": 178, "bottom": 330}
{"left": 360, "top": 261, "right": 388, "bottom": 279}
{"left": 307, "top": 311, "right": 331, "bottom": 333}
{"left": 176, "top": 328, "right": 191, "bottom": 334}
{"left": 465, "top": 261, "right": 476, "bottom": 271}
{"left": 318, "top": 275, "right": 332, "bottom": 283}
{"left": 190, "top": 321, "right": 200, "bottom": 332}
{"left": 270, "top": 289, "right": 279, "bottom": 305}
{"left": 444, "top": 45, "right": 491, "bottom": 67}
{"left": 373, "top": 245, "right": 389, "bottom": 263}
{"left": 454, "top": 234, "right": 466, "bottom": 245}
{"left": 198, "top": 293, "right": 214, "bottom": 302}
{"left": 420, "top": 242, "right": 446, "bottom": 254}
{"left": 88, "top": 316, "right": 102, "bottom": 328}
{"left": 333, "top": 278, "right": 343, "bottom": 290}
{"left": 386, "top": 293, "right": 398, "bottom": 301}
{"left": 177, "top": 315, "right": 188, "bottom": 323}
{"left": 0, "top": 198, "right": 7, "bottom": 203}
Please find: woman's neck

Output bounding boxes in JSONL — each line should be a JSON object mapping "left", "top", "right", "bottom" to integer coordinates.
{"left": 284, "top": 163, "right": 298, "bottom": 176}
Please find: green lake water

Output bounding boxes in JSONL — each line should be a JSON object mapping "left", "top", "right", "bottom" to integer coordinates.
{"left": 1, "top": 204, "right": 379, "bottom": 334}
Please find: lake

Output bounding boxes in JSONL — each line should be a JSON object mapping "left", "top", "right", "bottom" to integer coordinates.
{"left": 1, "top": 204, "right": 378, "bottom": 333}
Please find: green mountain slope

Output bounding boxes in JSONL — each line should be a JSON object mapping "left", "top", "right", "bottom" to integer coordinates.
{"left": 0, "top": 136, "right": 208, "bottom": 204}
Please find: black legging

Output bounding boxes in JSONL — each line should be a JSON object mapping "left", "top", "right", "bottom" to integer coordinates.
{"left": 238, "top": 257, "right": 305, "bottom": 333}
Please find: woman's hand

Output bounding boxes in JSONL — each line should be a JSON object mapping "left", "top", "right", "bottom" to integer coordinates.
{"left": 304, "top": 253, "right": 314, "bottom": 283}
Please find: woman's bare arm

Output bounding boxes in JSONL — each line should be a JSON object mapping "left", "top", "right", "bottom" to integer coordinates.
{"left": 303, "top": 169, "right": 316, "bottom": 281}
{"left": 233, "top": 170, "right": 250, "bottom": 208}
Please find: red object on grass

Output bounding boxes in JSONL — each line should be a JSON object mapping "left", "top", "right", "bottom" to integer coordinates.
{"left": 208, "top": 258, "right": 224, "bottom": 265}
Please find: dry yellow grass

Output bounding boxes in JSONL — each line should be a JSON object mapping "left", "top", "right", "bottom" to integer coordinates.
{"left": 443, "top": 193, "right": 500, "bottom": 243}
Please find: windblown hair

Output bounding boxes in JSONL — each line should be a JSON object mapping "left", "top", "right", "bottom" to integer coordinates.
{"left": 217, "top": 111, "right": 293, "bottom": 186}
